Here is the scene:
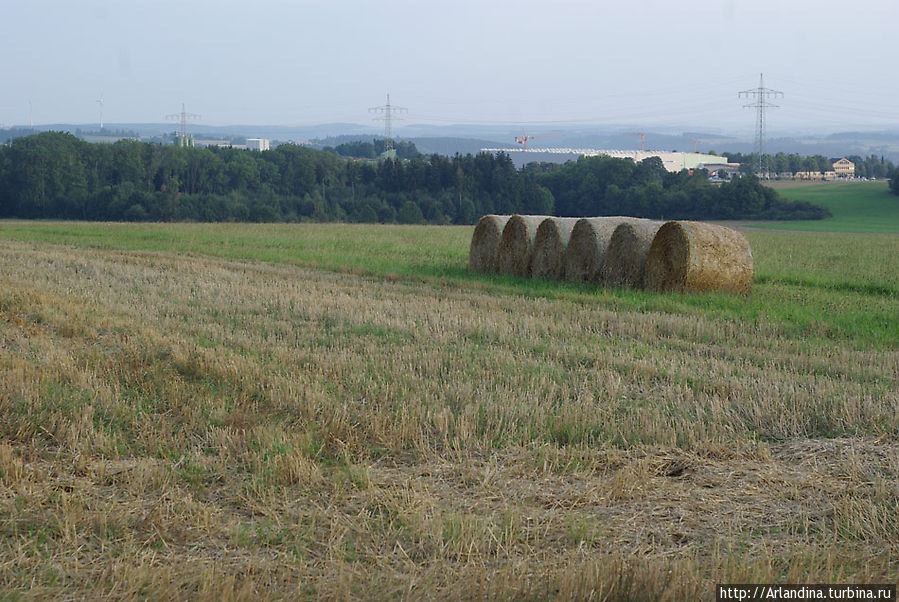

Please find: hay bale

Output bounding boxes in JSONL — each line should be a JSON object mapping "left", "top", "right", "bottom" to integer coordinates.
{"left": 530, "top": 217, "right": 581, "bottom": 280}
{"left": 563, "top": 217, "right": 634, "bottom": 283}
{"left": 644, "top": 220, "right": 754, "bottom": 294}
{"left": 495, "top": 215, "right": 552, "bottom": 277}
{"left": 469, "top": 215, "right": 511, "bottom": 272}
{"left": 600, "top": 219, "right": 664, "bottom": 288}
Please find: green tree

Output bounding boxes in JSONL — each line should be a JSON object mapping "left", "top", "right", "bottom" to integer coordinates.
{"left": 455, "top": 196, "right": 476, "bottom": 224}
{"left": 6, "top": 132, "right": 88, "bottom": 218}
{"left": 397, "top": 200, "right": 424, "bottom": 224}
{"left": 0, "top": 132, "right": 835, "bottom": 223}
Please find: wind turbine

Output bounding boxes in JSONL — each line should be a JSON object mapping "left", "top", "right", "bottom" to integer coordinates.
{"left": 96, "top": 93, "right": 104, "bottom": 130}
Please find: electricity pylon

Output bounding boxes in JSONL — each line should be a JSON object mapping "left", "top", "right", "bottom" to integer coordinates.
{"left": 166, "top": 103, "right": 201, "bottom": 140}
{"left": 369, "top": 94, "right": 407, "bottom": 152}
{"left": 739, "top": 73, "right": 782, "bottom": 177}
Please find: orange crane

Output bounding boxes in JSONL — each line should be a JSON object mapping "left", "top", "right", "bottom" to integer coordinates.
{"left": 623, "top": 132, "right": 646, "bottom": 151}
{"left": 692, "top": 138, "right": 713, "bottom": 153}
{"left": 514, "top": 131, "right": 563, "bottom": 150}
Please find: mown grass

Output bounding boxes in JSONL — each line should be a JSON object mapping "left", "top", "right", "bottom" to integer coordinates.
{"left": 1, "top": 220, "right": 897, "bottom": 349}
{"left": 0, "top": 221, "right": 896, "bottom": 599}
{"left": 759, "top": 181, "right": 899, "bottom": 233}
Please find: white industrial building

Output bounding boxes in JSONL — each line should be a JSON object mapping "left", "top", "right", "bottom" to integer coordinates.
{"left": 481, "top": 147, "right": 734, "bottom": 173}
{"left": 246, "top": 138, "right": 271, "bottom": 151}
{"left": 581, "top": 150, "right": 731, "bottom": 173}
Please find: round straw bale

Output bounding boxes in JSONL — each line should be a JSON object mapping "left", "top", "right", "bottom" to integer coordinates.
{"left": 563, "top": 217, "right": 633, "bottom": 283}
{"left": 600, "top": 219, "right": 664, "bottom": 288}
{"left": 469, "top": 215, "right": 511, "bottom": 272}
{"left": 495, "top": 215, "right": 552, "bottom": 277}
{"left": 530, "top": 217, "right": 581, "bottom": 279}
{"left": 644, "top": 220, "right": 754, "bottom": 294}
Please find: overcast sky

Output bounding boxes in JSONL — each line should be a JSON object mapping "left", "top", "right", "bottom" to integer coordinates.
{"left": 1, "top": 0, "right": 896, "bottom": 135}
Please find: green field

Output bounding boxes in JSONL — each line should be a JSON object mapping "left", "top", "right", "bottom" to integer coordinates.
{"left": 0, "top": 220, "right": 896, "bottom": 599}
{"left": 755, "top": 180, "right": 899, "bottom": 233}
{"left": 1, "top": 220, "right": 897, "bottom": 348}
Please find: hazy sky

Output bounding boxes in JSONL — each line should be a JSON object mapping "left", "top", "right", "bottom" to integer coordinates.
{"left": 2, "top": 0, "right": 897, "bottom": 134}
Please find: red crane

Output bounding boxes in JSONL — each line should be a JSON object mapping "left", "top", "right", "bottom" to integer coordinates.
{"left": 514, "top": 131, "right": 563, "bottom": 150}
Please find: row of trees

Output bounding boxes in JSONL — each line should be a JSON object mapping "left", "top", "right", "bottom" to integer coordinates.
{"left": 722, "top": 151, "right": 896, "bottom": 179}
{"left": 325, "top": 139, "right": 420, "bottom": 160}
{"left": 534, "top": 155, "right": 830, "bottom": 221}
{"left": 0, "top": 132, "right": 829, "bottom": 224}
{"left": 0, "top": 132, "right": 552, "bottom": 223}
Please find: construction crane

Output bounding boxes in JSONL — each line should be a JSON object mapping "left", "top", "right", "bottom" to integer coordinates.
{"left": 514, "top": 131, "right": 563, "bottom": 150}
{"left": 623, "top": 132, "right": 646, "bottom": 151}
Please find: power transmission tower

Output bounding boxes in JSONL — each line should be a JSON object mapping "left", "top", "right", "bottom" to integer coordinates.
{"left": 369, "top": 94, "right": 407, "bottom": 153}
{"left": 166, "top": 103, "right": 201, "bottom": 145}
{"left": 739, "top": 73, "right": 782, "bottom": 177}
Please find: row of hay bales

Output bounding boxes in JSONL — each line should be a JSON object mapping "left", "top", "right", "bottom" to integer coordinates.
{"left": 469, "top": 214, "right": 754, "bottom": 294}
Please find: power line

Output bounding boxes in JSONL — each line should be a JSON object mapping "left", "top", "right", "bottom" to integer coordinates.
{"left": 368, "top": 94, "right": 407, "bottom": 151}
{"left": 166, "top": 102, "right": 201, "bottom": 139}
{"left": 739, "top": 73, "right": 783, "bottom": 175}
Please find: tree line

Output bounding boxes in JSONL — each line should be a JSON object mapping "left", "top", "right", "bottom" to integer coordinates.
{"left": 0, "top": 132, "right": 830, "bottom": 223}
{"left": 533, "top": 155, "right": 830, "bottom": 221}
{"left": 325, "top": 139, "right": 421, "bottom": 160}
{"left": 722, "top": 151, "right": 896, "bottom": 179}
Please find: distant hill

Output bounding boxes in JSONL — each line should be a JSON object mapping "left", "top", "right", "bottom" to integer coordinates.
{"left": 311, "top": 135, "right": 513, "bottom": 157}
{"left": 3, "top": 123, "right": 899, "bottom": 162}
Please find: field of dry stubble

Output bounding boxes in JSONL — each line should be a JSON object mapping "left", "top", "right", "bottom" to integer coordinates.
{"left": 0, "top": 225, "right": 896, "bottom": 600}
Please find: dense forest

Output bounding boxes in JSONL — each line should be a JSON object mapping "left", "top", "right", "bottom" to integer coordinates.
{"left": 0, "top": 132, "right": 830, "bottom": 223}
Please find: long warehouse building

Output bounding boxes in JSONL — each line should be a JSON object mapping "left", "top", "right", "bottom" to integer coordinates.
{"left": 481, "top": 147, "right": 736, "bottom": 173}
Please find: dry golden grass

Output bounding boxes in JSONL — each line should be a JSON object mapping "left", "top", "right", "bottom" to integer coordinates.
{"left": 0, "top": 238, "right": 896, "bottom": 600}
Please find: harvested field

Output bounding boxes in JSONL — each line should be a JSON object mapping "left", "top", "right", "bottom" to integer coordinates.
{"left": 495, "top": 214, "right": 550, "bottom": 277}
{"left": 530, "top": 217, "right": 580, "bottom": 279}
{"left": 644, "top": 220, "right": 755, "bottom": 294}
{"left": 564, "top": 217, "right": 629, "bottom": 282}
{"left": 0, "top": 222, "right": 896, "bottom": 599}
{"left": 468, "top": 214, "right": 510, "bottom": 273}
{"left": 601, "top": 219, "right": 664, "bottom": 288}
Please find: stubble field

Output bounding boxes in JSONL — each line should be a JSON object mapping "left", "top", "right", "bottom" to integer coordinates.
{"left": 0, "top": 221, "right": 896, "bottom": 600}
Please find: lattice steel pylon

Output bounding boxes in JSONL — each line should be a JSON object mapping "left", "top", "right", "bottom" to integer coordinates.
{"left": 166, "top": 103, "right": 201, "bottom": 139}
{"left": 368, "top": 94, "right": 407, "bottom": 152}
{"left": 739, "top": 74, "right": 783, "bottom": 177}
